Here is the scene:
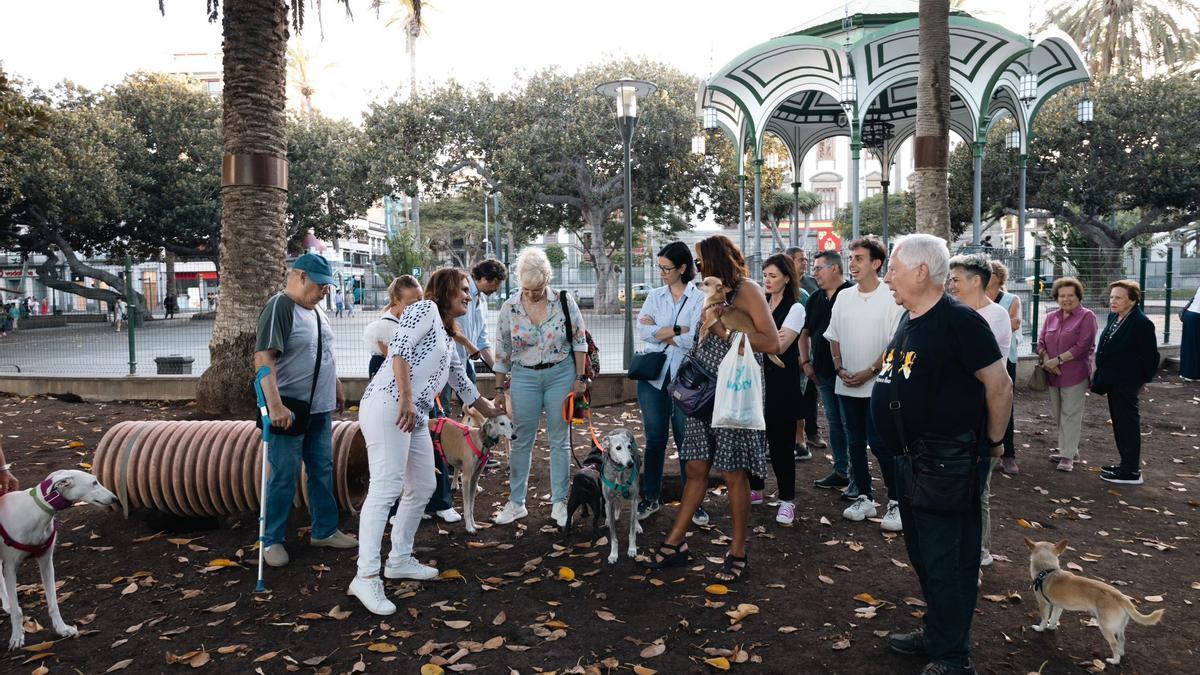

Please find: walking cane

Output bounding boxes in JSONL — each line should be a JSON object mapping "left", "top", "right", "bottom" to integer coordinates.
{"left": 253, "top": 366, "right": 275, "bottom": 593}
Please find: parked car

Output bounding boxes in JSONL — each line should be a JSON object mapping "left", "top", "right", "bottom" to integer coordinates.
{"left": 618, "top": 283, "right": 651, "bottom": 304}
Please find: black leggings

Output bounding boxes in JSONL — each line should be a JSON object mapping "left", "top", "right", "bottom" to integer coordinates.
{"left": 750, "top": 415, "right": 798, "bottom": 501}
{"left": 801, "top": 379, "right": 819, "bottom": 439}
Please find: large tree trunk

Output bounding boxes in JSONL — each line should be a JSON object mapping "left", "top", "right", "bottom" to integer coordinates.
{"left": 913, "top": 0, "right": 952, "bottom": 240}
{"left": 165, "top": 251, "right": 177, "bottom": 303}
{"left": 197, "top": 0, "right": 290, "bottom": 415}
{"left": 584, "top": 207, "right": 620, "bottom": 313}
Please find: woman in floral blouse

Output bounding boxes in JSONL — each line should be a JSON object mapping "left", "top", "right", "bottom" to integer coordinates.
{"left": 491, "top": 248, "right": 590, "bottom": 528}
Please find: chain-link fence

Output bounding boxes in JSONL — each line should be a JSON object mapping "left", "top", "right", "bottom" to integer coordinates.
{"left": 1, "top": 245, "right": 1192, "bottom": 378}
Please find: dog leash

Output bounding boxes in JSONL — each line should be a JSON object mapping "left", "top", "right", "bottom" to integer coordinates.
{"left": 563, "top": 392, "right": 604, "bottom": 469}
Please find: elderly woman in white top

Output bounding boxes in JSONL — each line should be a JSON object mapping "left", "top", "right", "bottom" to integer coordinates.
{"left": 491, "top": 248, "right": 590, "bottom": 528}
{"left": 633, "top": 242, "right": 707, "bottom": 523}
{"left": 349, "top": 268, "right": 501, "bottom": 616}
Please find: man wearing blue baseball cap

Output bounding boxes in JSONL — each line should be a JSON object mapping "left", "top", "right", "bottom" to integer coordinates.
{"left": 252, "top": 253, "right": 358, "bottom": 567}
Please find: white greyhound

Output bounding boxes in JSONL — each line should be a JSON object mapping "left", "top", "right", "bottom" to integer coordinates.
{"left": 0, "top": 469, "right": 117, "bottom": 649}
{"left": 599, "top": 430, "right": 643, "bottom": 564}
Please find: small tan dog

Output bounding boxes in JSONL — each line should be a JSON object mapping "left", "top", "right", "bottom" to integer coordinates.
{"left": 428, "top": 396, "right": 514, "bottom": 534}
{"left": 697, "top": 276, "right": 785, "bottom": 368}
{"left": 1025, "top": 538, "right": 1164, "bottom": 665}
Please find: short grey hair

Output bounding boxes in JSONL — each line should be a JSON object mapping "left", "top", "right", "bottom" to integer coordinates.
{"left": 948, "top": 252, "right": 993, "bottom": 288}
{"left": 892, "top": 234, "right": 950, "bottom": 286}
{"left": 516, "top": 247, "right": 553, "bottom": 290}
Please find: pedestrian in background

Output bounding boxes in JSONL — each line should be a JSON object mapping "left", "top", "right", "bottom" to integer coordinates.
{"left": 1094, "top": 280, "right": 1160, "bottom": 486}
{"left": 1179, "top": 285, "right": 1200, "bottom": 381}
{"left": 986, "top": 261, "right": 1022, "bottom": 474}
{"left": 1037, "top": 277, "right": 1098, "bottom": 473}
{"left": 335, "top": 289, "right": 345, "bottom": 318}
{"left": 634, "top": 242, "right": 707, "bottom": 524}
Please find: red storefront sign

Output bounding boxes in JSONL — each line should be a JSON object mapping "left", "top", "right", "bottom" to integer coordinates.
{"left": 816, "top": 229, "right": 842, "bottom": 251}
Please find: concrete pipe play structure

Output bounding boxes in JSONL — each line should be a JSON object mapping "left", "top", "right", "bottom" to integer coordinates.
{"left": 93, "top": 420, "right": 368, "bottom": 518}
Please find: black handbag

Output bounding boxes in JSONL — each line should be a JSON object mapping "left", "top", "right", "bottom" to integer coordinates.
{"left": 630, "top": 295, "right": 690, "bottom": 381}
{"left": 888, "top": 318, "right": 979, "bottom": 515}
{"left": 256, "top": 310, "right": 323, "bottom": 437}
{"left": 667, "top": 354, "right": 717, "bottom": 421}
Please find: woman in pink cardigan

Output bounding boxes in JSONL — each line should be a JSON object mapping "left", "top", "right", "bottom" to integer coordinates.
{"left": 1037, "top": 277, "right": 1099, "bottom": 472}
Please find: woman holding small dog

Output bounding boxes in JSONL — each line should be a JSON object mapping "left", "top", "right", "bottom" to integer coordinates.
{"left": 1093, "top": 280, "right": 1159, "bottom": 485}
{"left": 492, "top": 248, "right": 591, "bottom": 529}
{"left": 350, "top": 268, "right": 502, "bottom": 616}
{"left": 647, "top": 235, "right": 781, "bottom": 583}
{"left": 634, "top": 241, "right": 707, "bottom": 524}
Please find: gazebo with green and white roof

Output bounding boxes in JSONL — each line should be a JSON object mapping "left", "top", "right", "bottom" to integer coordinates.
{"left": 697, "top": 1, "right": 1091, "bottom": 258}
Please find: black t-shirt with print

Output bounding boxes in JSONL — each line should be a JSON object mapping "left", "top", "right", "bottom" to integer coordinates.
{"left": 803, "top": 280, "right": 854, "bottom": 379}
{"left": 870, "top": 294, "right": 1002, "bottom": 454}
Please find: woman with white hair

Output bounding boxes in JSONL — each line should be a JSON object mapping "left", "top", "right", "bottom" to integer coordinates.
{"left": 491, "top": 248, "right": 590, "bottom": 527}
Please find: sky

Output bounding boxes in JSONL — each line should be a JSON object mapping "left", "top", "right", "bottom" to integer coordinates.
{"left": 1, "top": 0, "right": 1038, "bottom": 122}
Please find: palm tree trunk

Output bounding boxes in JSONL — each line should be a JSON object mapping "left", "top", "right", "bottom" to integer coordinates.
{"left": 196, "top": 0, "right": 290, "bottom": 414}
{"left": 913, "top": 0, "right": 952, "bottom": 240}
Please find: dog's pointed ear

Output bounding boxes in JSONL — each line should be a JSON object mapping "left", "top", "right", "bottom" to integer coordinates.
{"left": 1053, "top": 539, "right": 1069, "bottom": 555}
{"left": 1023, "top": 537, "right": 1036, "bottom": 550}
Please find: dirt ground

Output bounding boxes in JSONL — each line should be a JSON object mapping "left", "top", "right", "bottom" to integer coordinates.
{"left": 0, "top": 372, "right": 1198, "bottom": 675}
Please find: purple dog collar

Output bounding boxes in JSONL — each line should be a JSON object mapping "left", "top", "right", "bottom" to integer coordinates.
{"left": 34, "top": 478, "right": 74, "bottom": 512}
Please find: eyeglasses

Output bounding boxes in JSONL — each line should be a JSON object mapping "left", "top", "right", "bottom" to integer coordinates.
{"left": 657, "top": 265, "right": 678, "bottom": 273}
{"left": 812, "top": 264, "right": 834, "bottom": 272}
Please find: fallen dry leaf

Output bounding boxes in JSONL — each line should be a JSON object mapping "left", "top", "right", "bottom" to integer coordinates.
{"left": 705, "top": 656, "right": 731, "bottom": 670}
{"left": 492, "top": 611, "right": 506, "bottom": 626}
{"left": 189, "top": 652, "right": 211, "bottom": 668}
{"left": 106, "top": 659, "right": 133, "bottom": 672}
{"left": 439, "top": 569, "right": 465, "bottom": 581}
{"left": 1144, "top": 595, "right": 1164, "bottom": 603}
{"left": 368, "top": 643, "right": 399, "bottom": 653}
{"left": 854, "top": 593, "right": 883, "bottom": 606}
{"left": 833, "top": 638, "right": 851, "bottom": 650}
{"left": 818, "top": 574, "right": 834, "bottom": 585}
{"left": 595, "top": 610, "right": 620, "bottom": 622}
{"left": 640, "top": 642, "right": 667, "bottom": 658}
{"left": 253, "top": 651, "right": 279, "bottom": 663}
{"left": 725, "top": 603, "right": 760, "bottom": 624}
{"left": 705, "top": 584, "right": 730, "bottom": 595}
{"left": 778, "top": 626, "right": 799, "bottom": 633}
{"left": 327, "top": 605, "right": 352, "bottom": 620}
{"left": 632, "top": 666, "right": 657, "bottom": 675}
{"left": 421, "top": 665, "right": 445, "bottom": 675}
{"left": 205, "top": 601, "right": 236, "bottom": 613}
{"left": 444, "top": 620, "right": 471, "bottom": 629}
{"left": 558, "top": 567, "right": 575, "bottom": 581}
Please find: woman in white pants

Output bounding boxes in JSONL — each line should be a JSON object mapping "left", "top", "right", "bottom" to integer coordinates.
{"left": 349, "top": 268, "right": 501, "bottom": 615}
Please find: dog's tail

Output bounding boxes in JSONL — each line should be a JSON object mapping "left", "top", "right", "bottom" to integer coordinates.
{"left": 1122, "top": 596, "right": 1165, "bottom": 625}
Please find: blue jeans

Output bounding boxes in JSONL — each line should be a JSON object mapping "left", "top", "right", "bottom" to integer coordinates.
{"left": 897, "top": 458, "right": 990, "bottom": 668}
{"left": 817, "top": 381, "right": 849, "bottom": 476}
{"left": 637, "top": 379, "right": 688, "bottom": 502}
{"left": 264, "top": 411, "right": 339, "bottom": 546}
{"left": 838, "top": 394, "right": 895, "bottom": 499}
{"left": 508, "top": 359, "right": 575, "bottom": 506}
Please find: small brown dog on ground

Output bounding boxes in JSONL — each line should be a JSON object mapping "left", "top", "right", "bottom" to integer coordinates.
{"left": 697, "top": 276, "right": 786, "bottom": 368}
{"left": 1025, "top": 538, "right": 1164, "bottom": 665}
{"left": 429, "top": 397, "right": 514, "bottom": 534}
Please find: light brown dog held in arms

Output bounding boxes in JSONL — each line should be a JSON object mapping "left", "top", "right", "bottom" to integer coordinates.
{"left": 697, "top": 276, "right": 786, "bottom": 368}
{"left": 1025, "top": 538, "right": 1164, "bottom": 665}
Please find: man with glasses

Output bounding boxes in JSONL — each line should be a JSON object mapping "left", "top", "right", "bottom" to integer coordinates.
{"left": 254, "top": 253, "right": 358, "bottom": 567}
{"left": 801, "top": 251, "right": 854, "bottom": 489}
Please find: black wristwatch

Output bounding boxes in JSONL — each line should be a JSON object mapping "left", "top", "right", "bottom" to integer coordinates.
{"left": 577, "top": 374, "right": 591, "bottom": 383}
{"left": 673, "top": 325, "right": 681, "bottom": 336}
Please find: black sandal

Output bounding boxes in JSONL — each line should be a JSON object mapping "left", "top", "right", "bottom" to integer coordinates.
{"left": 645, "top": 541, "right": 690, "bottom": 569}
{"left": 713, "top": 552, "right": 748, "bottom": 583}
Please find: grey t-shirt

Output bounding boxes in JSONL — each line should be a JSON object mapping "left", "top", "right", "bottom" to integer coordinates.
{"left": 256, "top": 292, "right": 337, "bottom": 414}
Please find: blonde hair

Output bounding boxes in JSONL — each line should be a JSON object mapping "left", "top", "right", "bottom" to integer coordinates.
{"left": 516, "top": 247, "right": 553, "bottom": 290}
{"left": 988, "top": 260, "right": 1009, "bottom": 290}
{"left": 385, "top": 275, "right": 422, "bottom": 311}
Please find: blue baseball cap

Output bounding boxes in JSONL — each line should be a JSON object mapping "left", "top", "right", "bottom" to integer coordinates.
{"left": 292, "top": 253, "right": 335, "bottom": 286}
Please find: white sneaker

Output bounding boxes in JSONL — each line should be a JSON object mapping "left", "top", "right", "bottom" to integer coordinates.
{"left": 436, "top": 508, "right": 462, "bottom": 523}
{"left": 263, "top": 543, "right": 289, "bottom": 568}
{"left": 383, "top": 555, "right": 439, "bottom": 581}
{"left": 775, "top": 501, "right": 795, "bottom": 526}
{"left": 493, "top": 501, "right": 527, "bottom": 525}
{"left": 551, "top": 501, "right": 568, "bottom": 528}
{"left": 980, "top": 549, "right": 994, "bottom": 567}
{"left": 880, "top": 500, "right": 903, "bottom": 532}
{"left": 842, "top": 495, "right": 877, "bottom": 522}
{"left": 348, "top": 575, "right": 396, "bottom": 616}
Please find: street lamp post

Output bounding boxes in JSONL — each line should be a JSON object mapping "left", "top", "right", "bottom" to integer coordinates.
{"left": 597, "top": 78, "right": 657, "bottom": 371}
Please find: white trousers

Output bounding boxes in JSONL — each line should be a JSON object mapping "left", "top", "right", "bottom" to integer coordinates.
{"left": 356, "top": 394, "right": 436, "bottom": 578}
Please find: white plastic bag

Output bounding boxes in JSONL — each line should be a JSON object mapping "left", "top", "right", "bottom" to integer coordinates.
{"left": 711, "top": 332, "right": 765, "bottom": 430}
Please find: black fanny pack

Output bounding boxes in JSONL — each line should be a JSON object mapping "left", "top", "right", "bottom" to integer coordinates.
{"left": 256, "top": 313, "right": 323, "bottom": 437}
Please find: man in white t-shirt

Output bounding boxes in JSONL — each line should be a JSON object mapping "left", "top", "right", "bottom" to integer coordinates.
{"left": 825, "top": 237, "right": 904, "bottom": 528}
{"left": 947, "top": 252, "right": 1012, "bottom": 568}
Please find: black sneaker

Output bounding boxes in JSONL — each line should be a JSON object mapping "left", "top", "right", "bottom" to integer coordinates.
{"left": 887, "top": 628, "right": 927, "bottom": 656}
{"left": 794, "top": 443, "right": 812, "bottom": 462}
{"left": 920, "top": 662, "right": 976, "bottom": 675}
{"left": 814, "top": 471, "right": 850, "bottom": 489}
{"left": 840, "top": 485, "right": 861, "bottom": 502}
{"left": 636, "top": 499, "right": 661, "bottom": 520}
{"left": 1101, "top": 463, "right": 1121, "bottom": 473}
{"left": 1101, "top": 468, "right": 1143, "bottom": 485}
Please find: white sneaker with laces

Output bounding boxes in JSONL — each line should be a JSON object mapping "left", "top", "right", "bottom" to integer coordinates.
{"left": 775, "top": 501, "right": 796, "bottom": 526}
{"left": 437, "top": 508, "right": 463, "bottom": 523}
{"left": 980, "top": 549, "right": 994, "bottom": 567}
{"left": 842, "top": 495, "right": 877, "bottom": 522}
{"left": 880, "top": 500, "right": 903, "bottom": 532}
{"left": 493, "top": 501, "right": 527, "bottom": 525}
{"left": 551, "top": 501, "right": 568, "bottom": 528}
{"left": 383, "top": 555, "right": 439, "bottom": 580}
{"left": 348, "top": 575, "right": 396, "bottom": 615}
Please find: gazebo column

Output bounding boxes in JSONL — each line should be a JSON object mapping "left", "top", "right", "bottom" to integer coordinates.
{"left": 738, "top": 173, "right": 747, "bottom": 254}
{"left": 1017, "top": 153, "right": 1028, "bottom": 256}
{"left": 850, "top": 141, "right": 862, "bottom": 240}
{"left": 791, "top": 181, "right": 801, "bottom": 247}
{"left": 881, "top": 179, "right": 891, "bottom": 249}
{"left": 972, "top": 141, "right": 985, "bottom": 245}
{"left": 753, "top": 158, "right": 763, "bottom": 268}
